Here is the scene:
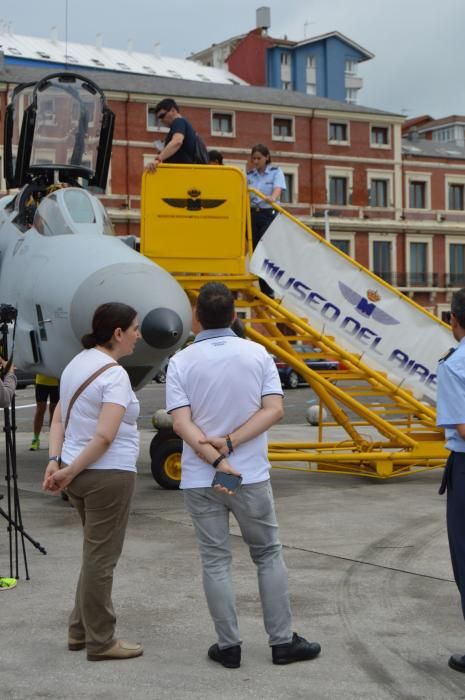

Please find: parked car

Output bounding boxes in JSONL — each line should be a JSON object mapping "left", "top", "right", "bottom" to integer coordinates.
{"left": 273, "top": 345, "right": 342, "bottom": 389}
{"left": 15, "top": 368, "right": 36, "bottom": 389}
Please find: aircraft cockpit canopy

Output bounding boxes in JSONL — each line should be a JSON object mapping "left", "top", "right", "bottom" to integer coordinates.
{"left": 33, "top": 187, "right": 114, "bottom": 237}
{"left": 4, "top": 73, "right": 114, "bottom": 191}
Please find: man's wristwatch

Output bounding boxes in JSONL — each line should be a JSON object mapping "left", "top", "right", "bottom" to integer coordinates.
{"left": 48, "top": 455, "right": 61, "bottom": 465}
{"left": 212, "top": 454, "right": 226, "bottom": 469}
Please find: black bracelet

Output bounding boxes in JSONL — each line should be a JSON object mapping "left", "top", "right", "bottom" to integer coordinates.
{"left": 226, "top": 435, "right": 234, "bottom": 454}
{"left": 212, "top": 454, "right": 226, "bottom": 469}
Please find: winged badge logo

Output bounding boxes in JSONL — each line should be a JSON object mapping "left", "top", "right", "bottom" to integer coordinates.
{"left": 338, "top": 281, "right": 400, "bottom": 325}
{"left": 162, "top": 188, "right": 226, "bottom": 211}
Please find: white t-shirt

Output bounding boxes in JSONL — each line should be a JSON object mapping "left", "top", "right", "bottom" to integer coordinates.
{"left": 60, "top": 348, "right": 140, "bottom": 471}
{"left": 166, "top": 329, "right": 283, "bottom": 488}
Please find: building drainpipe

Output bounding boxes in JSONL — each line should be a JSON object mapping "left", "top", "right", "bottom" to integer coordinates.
{"left": 309, "top": 108, "right": 314, "bottom": 217}
{"left": 125, "top": 92, "right": 130, "bottom": 235}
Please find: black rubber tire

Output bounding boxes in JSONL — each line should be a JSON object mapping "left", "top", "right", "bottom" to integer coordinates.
{"left": 287, "top": 370, "right": 300, "bottom": 389}
{"left": 150, "top": 438, "right": 183, "bottom": 489}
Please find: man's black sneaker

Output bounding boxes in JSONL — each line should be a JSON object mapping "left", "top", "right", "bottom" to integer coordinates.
{"left": 272, "top": 632, "right": 321, "bottom": 665}
{"left": 207, "top": 643, "right": 241, "bottom": 669}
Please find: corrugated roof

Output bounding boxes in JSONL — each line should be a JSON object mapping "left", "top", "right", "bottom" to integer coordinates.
{"left": 0, "top": 29, "right": 247, "bottom": 85}
{"left": 0, "top": 63, "right": 400, "bottom": 118}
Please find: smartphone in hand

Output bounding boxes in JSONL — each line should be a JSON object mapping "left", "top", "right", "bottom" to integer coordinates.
{"left": 211, "top": 471, "right": 243, "bottom": 493}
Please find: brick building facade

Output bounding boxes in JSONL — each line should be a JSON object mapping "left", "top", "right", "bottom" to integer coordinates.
{"left": 1, "top": 63, "right": 464, "bottom": 319}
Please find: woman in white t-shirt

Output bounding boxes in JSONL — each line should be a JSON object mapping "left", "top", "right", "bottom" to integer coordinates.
{"left": 42, "top": 302, "right": 143, "bottom": 662}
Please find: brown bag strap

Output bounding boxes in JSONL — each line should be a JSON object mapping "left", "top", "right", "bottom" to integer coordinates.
{"left": 64, "top": 362, "right": 119, "bottom": 431}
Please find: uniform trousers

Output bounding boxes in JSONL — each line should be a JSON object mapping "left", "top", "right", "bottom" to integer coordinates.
{"left": 184, "top": 479, "right": 293, "bottom": 649}
{"left": 441, "top": 451, "right": 465, "bottom": 618}
{"left": 66, "top": 469, "right": 136, "bottom": 653}
{"left": 250, "top": 208, "right": 276, "bottom": 297}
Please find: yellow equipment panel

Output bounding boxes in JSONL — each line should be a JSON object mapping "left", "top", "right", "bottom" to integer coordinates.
{"left": 141, "top": 164, "right": 249, "bottom": 274}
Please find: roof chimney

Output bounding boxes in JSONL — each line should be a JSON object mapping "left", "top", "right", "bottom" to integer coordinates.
{"left": 256, "top": 6, "right": 271, "bottom": 33}
{"left": 50, "top": 25, "right": 58, "bottom": 43}
{"left": 127, "top": 38, "right": 133, "bottom": 54}
{"left": 154, "top": 42, "right": 160, "bottom": 58}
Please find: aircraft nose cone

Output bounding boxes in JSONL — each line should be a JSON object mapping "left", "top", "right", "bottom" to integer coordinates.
{"left": 141, "top": 307, "right": 184, "bottom": 349}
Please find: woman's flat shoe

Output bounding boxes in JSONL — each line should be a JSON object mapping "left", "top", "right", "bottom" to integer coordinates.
{"left": 68, "top": 637, "right": 86, "bottom": 651}
{"left": 87, "top": 639, "right": 143, "bottom": 661}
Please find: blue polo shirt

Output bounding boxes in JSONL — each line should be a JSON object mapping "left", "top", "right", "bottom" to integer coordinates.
{"left": 437, "top": 337, "right": 465, "bottom": 452}
{"left": 166, "top": 328, "right": 283, "bottom": 488}
{"left": 247, "top": 165, "right": 286, "bottom": 209}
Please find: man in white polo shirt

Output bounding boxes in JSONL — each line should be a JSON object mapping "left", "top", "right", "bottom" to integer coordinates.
{"left": 166, "top": 282, "right": 321, "bottom": 669}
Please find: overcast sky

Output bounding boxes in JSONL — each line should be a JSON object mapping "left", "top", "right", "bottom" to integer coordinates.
{"left": 1, "top": 0, "right": 463, "bottom": 118}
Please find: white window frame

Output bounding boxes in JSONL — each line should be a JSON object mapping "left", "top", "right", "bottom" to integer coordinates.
{"left": 368, "top": 233, "right": 397, "bottom": 277}
{"left": 367, "top": 169, "right": 394, "bottom": 208}
{"left": 445, "top": 175, "right": 465, "bottom": 211}
{"left": 405, "top": 235, "right": 433, "bottom": 287}
{"left": 330, "top": 232, "right": 355, "bottom": 258}
{"left": 271, "top": 114, "right": 295, "bottom": 142}
{"left": 328, "top": 120, "right": 350, "bottom": 146}
{"left": 146, "top": 105, "right": 169, "bottom": 133}
{"left": 211, "top": 110, "right": 235, "bottom": 138}
{"left": 278, "top": 163, "right": 299, "bottom": 204}
{"left": 370, "top": 123, "right": 391, "bottom": 149}
{"left": 446, "top": 235, "right": 465, "bottom": 286}
{"left": 325, "top": 166, "right": 353, "bottom": 206}
{"left": 223, "top": 159, "right": 248, "bottom": 173}
{"left": 405, "top": 171, "right": 432, "bottom": 211}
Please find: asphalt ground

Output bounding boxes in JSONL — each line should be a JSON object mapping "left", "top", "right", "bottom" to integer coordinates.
{"left": 1, "top": 387, "right": 464, "bottom": 699}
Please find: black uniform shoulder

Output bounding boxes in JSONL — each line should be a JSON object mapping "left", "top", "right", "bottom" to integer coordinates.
{"left": 247, "top": 169, "right": 255, "bottom": 175}
{"left": 268, "top": 166, "right": 278, "bottom": 171}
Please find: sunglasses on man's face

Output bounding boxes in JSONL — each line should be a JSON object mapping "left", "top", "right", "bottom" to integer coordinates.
{"left": 156, "top": 111, "right": 168, "bottom": 120}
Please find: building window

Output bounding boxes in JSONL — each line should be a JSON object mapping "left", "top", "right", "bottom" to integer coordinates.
{"left": 280, "top": 173, "right": 294, "bottom": 203}
{"left": 450, "top": 243, "right": 465, "bottom": 286}
{"left": 281, "top": 52, "right": 290, "bottom": 66}
{"left": 211, "top": 112, "right": 234, "bottom": 135}
{"left": 282, "top": 81, "right": 292, "bottom": 91}
{"left": 449, "top": 183, "right": 465, "bottom": 210}
{"left": 432, "top": 127, "right": 455, "bottom": 142}
{"left": 329, "top": 177, "right": 348, "bottom": 205}
{"left": 331, "top": 239, "right": 351, "bottom": 255}
{"left": 345, "top": 88, "right": 358, "bottom": 104}
{"left": 329, "top": 122, "right": 348, "bottom": 143}
{"left": 409, "top": 181, "right": 427, "bottom": 209}
{"left": 306, "top": 83, "right": 316, "bottom": 95}
{"left": 147, "top": 106, "right": 168, "bottom": 132}
{"left": 272, "top": 116, "right": 294, "bottom": 140}
{"left": 373, "top": 241, "right": 393, "bottom": 282}
{"left": 370, "top": 179, "right": 388, "bottom": 207}
{"left": 409, "top": 242, "right": 428, "bottom": 285}
{"left": 371, "top": 126, "right": 389, "bottom": 146}
{"left": 345, "top": 59, "right": 357, "bottom": 75}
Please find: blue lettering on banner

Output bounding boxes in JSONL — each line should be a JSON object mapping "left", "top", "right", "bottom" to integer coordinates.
{"left": 260, "top": 258, "right": 437, "bottom": 385}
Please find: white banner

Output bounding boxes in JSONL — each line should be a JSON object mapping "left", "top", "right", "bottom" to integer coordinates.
{"left": 250, "top": 215, "right": 453, "bottom": 403}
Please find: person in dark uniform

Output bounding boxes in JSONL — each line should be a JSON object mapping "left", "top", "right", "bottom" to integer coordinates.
{"left": 246, "top": 144, "right": 286, "bottom": 298}
{"left": 437, "top": 286, "right": 465, "bottom": 673}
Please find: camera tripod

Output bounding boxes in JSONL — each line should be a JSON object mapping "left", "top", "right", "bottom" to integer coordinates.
{"left": 0, "top": 314, "right": 46, "bottom": 580}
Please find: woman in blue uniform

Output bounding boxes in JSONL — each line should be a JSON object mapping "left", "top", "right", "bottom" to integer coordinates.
{"left": 247, "top": 144, "right": 286, "bottom": 296}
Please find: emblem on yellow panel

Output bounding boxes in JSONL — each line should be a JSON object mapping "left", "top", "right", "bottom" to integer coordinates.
{"left": 162, "top": 189, "right": 226, "bottom": 211}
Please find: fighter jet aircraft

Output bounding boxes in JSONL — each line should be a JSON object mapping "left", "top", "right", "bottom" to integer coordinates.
{"left": 0, "top": 72, "right": 191, "bottom": 388}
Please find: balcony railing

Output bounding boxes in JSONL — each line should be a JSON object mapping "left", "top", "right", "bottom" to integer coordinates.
{"left": 372, "top": 272, "right": 465, "bottom": 288}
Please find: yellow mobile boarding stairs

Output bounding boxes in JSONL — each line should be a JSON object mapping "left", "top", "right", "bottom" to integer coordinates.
{"left": 141, "top": 164, "right": 450, "bottom": 489}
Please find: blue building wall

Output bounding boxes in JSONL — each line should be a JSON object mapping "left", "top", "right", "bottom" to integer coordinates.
{"left": 266, "top": 36, "right": 367, "bottom": 99}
